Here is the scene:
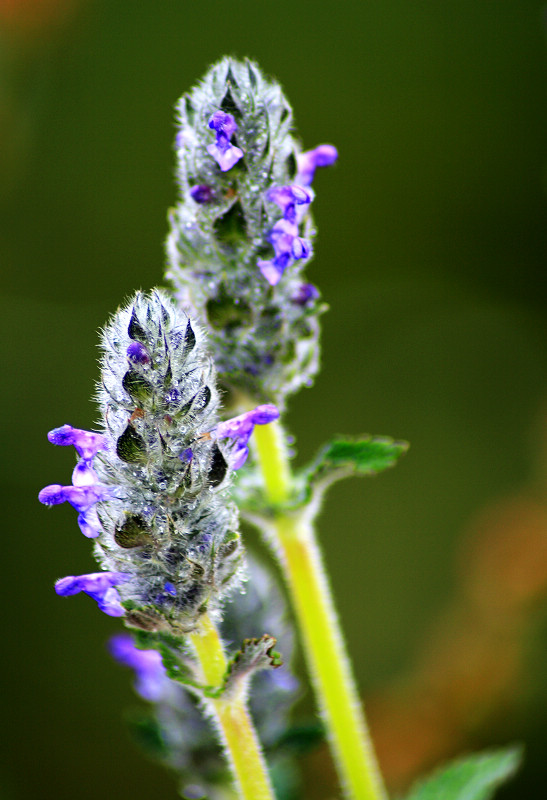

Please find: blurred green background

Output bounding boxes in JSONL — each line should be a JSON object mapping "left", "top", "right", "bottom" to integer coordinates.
{"left": 1, "top": 1, "right": 547, "bottom": 798}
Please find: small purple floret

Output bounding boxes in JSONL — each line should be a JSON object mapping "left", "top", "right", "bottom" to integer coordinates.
{"left": 267, "top": 185, "right": 311, "bottom": 223}
{"left": 213, "top": 404, "right": 279, "bottom": 469}
{"left": 296, "top": 144, "right": 338, "bottom": 186}
{"left": 47, "top": 425, "right": 106, "bottom": 461}
{"left": 179, "top": 447, "right": 193, "bottom": 463}
{"left": 55, "top": 571, "right": 131, "bottom": 617}
{"left": 258, "top": 217, "right": 311, "bottom": 286}
{"left": 206, "top": 111, "right": 243, "bottom": 172}
{"left": 127, "top": 341, "right": 151, "bottom": 365}
{"left": 291, "top": 283, "right": 319, "bottom": 305}
{"left": 190, "top": 184, "right": 215, "bottom": 204}
{"left": 208, "top": 110, "right": 238, "bottom": 138}
{"left": 109, "top": 634, "right": 170, "bottom": 701}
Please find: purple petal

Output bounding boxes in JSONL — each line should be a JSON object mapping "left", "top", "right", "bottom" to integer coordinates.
{"left": 231, "top": 444, "right": 250, "bottom": 471}
{"left": 291, "top": 237, "right": 311, "bottom": 260}
{"left": 208, "top": 111, "right": 238, "bottom": 138}
{"left": 247, "top": 404, "right": 280, "bottom": 425}
{"left": 179, "top": 447, "right": 193, "bottom": 463}
{"left": 77, "top": 507, "right": 103, "bottom": 538}
{"left": 72, "top": 460, "right": 99, "bottom": 487}
{"left": 269, "top": 218, "right": 298, "bottom": 256}
{"left": 267, "top": 185, "right": 311, "bottom": 222}
{"left": 38, "top": 484, "right": 66, "bottom": 506}
{"left": 97, "top": 587, "right": 126, "bottom": 617}
{"left": 206, "top": 141, "right": 244, "bottom": 172}
{"left": 109, "top": 634, "right": 169, "bottom": 701}
{"left": 257, "top": 259, "right": 285, "bottom": 286}
{"left": 296, "top": 144, "right": 338, "bottom": 186}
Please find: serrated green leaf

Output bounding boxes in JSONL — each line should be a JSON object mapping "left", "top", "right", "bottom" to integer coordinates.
{"left": 292, "top": 435, "right": 408, "bottom": 509}
{"left": 403, "top": 746, "right": 522, "bottom": 800}
{"left": 221, "top": 635, "right": 282, "bottom": 699}
{"left": 318, "top": 437, "right": 408, "bottom": 474}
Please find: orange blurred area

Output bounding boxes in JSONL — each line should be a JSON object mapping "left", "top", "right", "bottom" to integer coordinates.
{"left": 368, "top": 491, "right": 547, "bottom": 792}
{"left": 307, "top": 410, "right": 547, "bottom": 796}
{"left": 0, "top": 0, "right": 82, "bottom": 36}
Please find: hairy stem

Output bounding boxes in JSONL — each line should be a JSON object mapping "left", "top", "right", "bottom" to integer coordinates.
{"left": 189, "top": 612, "right": 276, "bottom": 800}
{"left": 252, "top": 421, "right": 387, "bottom": 800}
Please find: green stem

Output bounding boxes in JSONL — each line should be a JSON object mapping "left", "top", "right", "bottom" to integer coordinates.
{"left": 189, "top": 612, "right": 276, "bottom": 800}
{"left": 253, "top": 421, "right": 387, "bottom": 800}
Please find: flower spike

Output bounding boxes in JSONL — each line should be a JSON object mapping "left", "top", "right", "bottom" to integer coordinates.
{"left": 166, "top": 57, "right": 336, "bottom": 406}
{"left": 40, "top": 291, "right": 277, "bottom": 634}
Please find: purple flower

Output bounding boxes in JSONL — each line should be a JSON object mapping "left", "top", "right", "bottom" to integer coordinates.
{"left": 109, "top": 634, "right": 171, "bottom": 701}
{"left": 267, "top": 185, "right": 311, "bottom": 223}
{"left": 257, "top": 254, "right": 291, "bottom": 287}
{"left": 190, "top": 184, "right": 215, "bottom": 204}
{"left": 47, "top": 424, "right": 106, "bottom": 461}
{"left": 40, "top": 424, "right": 113, "bottom": 537}
{"left": 213, "top": 404, "right": 279, "bottom": 469}
{"left": 38, "top": 483, "right": 111, "bottom": 512}
{"left": 179, "top": 447, "right": 193, "bottom": 463}
{"left": 127, "top": 341, "right": 151, "bottom": 365}
{"left": 291, "top": 283, "right": 319, "bottom": 305}
{"left": 39, "top": 481, "right": 111, "bottom": 538}
{"left": 257, "top": 218, "right": 311, "bottom": 286}
{"left": 55, "top": 571, "right": 131, "bottom": 617}
{"left": 206, "top": 111, "right": 244, "bottom": 172}
{"left": 296, "top": 144, "right": 338, "bottom": 186}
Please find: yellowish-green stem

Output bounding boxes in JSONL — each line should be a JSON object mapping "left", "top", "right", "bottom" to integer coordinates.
{"left": 189, "top": 612, "right": 276, "bottom": 800}
{"left": 253, "top": 421, "right": 387, "bottom": 800}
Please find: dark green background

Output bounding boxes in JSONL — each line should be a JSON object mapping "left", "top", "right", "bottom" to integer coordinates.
{"left": 1, "top": 1, "right": 546, "bottom": 798}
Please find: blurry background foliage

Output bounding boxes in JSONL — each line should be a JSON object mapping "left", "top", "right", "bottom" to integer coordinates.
{"left": 1, "top": 1, "right": 547, "bottom": 798}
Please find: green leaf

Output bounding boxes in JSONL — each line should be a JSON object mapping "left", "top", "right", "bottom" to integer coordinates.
{"left": 131, "top": 630, "right": 206, "bottom": 692}
{"left": 293, "top": 435, "right": 408, "bottom": 508}
{"left": 403, "top": 746, "right": 522, "bottom": 800}
{"left": 317, "top": 437, "right": 408, "bottom": 474}
{"left": 222, "top": 635, "right": 283, "bottom": 699}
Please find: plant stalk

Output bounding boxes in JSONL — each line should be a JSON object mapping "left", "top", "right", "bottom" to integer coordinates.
{"left": 252, "top": 421, "right": 387, "bottom": 800}
{"left": 189, "top": 612, "right": 276, "bottom": 800}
